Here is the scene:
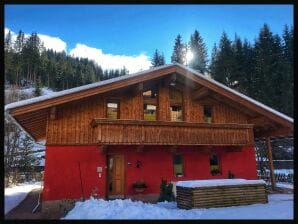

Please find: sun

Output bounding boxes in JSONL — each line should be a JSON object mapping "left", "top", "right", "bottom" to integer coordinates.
{"left": 186, "top": 50, "right": 193, "bottom": 63}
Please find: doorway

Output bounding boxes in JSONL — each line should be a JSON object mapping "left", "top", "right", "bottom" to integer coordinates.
{"left": 107, "top": 154, "right": 125, "bottom": 199}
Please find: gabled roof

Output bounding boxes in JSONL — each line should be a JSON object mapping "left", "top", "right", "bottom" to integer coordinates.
{"left": 5, "top": 63, "right": 293, "bottom": 142}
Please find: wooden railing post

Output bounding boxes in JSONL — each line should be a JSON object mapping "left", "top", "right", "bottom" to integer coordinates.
{"left": 266, "top": 137, "right": 276, "bottom": 190}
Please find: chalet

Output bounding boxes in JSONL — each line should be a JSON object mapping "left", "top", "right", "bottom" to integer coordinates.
{"left": 5, "top": 63, "right": 293, "bottom": 212}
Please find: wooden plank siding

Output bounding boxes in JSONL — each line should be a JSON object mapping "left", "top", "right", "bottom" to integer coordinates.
{"left": 46, "top": 84, "right": 254, "bottom": 146}
{"left": 177, "top": 184, "right": 268, "bottom": 209}
{"left": 91, "top": 119, "right": 254, "bottom": 146}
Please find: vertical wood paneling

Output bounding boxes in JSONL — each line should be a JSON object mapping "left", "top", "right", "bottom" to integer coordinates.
{"left": 158, "top": 83, "right": 170, "bottom": 121}
{"left": 46, "top": 83, "right": 250, "bottom": 145}
{"left": 213, "top": 102, "right": 248, "bottom": 124}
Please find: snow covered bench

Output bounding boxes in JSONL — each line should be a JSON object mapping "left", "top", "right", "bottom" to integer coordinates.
{"left": 176, "top": 179, "right": 268, "bottom": 209}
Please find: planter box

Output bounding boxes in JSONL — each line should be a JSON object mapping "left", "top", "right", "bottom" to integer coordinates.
{"left": 134, "top": 188, "right": 146, "bottom": 193}
{"left": 176, "top": 179, "right": 268, "bottom": 209}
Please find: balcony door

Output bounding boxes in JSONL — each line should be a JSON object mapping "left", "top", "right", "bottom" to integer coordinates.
{"left": 107, "top": 154, "right": 125, "bottom": 199}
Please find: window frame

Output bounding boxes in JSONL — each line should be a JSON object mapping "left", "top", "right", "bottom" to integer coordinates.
{"left": 173, "top": 154, "right": 184, "bottom": 177}
{"left": 106, "top": 99, "right": 120, "bottom": 119}
{"left": 143, "top": 88, "right": 158, "bottom": 121}
{"left": 169, "top": 87, "right": 184, "bottom": 122}
{"left": 209, "top": 153, "right": 221, "bottom": 176}
{"left": 143, "top": 103, "right": 157, "bottom": 121}
{"left": 203, "top": 105, "right": 213, "bottom": 123}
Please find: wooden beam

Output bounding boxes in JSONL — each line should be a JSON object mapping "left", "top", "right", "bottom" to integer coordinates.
{"left": 266, "top": 137, "right": 276, "bottom": 190}
{"left": 136, "top": 145, "right": 144, "bottom": 153}
{"left": 224, "top": 146, "right": 242, "bottom": 152}
{"left": 248, "top": 116, "right": 271, "bottom": 124}
{"left": 192, "top": 87, "right": 209, "bottom": 100}
{"left": 163, "top": 73, "right": 177, "bottom": 86}
{"left": 169, "top": 145, "right": 177, "bottom": 153}
{"left": 98, "top": 145, "right": 108, "bottom": 153}
{"left": 132, "top": 82, "right": 143, "bottom": 94}
{"left": 254, "top": 127, "right": 292, "bottom": 138}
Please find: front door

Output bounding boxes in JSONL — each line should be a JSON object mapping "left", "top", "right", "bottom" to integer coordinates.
{"left": 107, "top": 154, "right": 125, "bottom": 199}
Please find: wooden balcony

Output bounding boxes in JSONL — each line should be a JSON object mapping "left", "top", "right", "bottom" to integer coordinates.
{"left": 91, "top": 119, "right": 254, "bottom": 146}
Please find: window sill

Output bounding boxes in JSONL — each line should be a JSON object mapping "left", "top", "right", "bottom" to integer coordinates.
{"left": 175, "top": 175, "right": 184, "bottom": 178}
{"left": 211, "top": 173, "right": 222, "bottom": 176}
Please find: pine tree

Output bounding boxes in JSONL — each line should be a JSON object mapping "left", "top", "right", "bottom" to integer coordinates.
{"left": 240, "top": 39, "right": 257, "bottom": 97}
{"left": 22, "top": 32, "right": 42, "bottom": 85}
{"left": 171, "top": 34, "right": 186, "bottom": 64}
{"left": 254, "top": 24, "right": 288, "bottom": 113}
{"left": 281, "top": 25, "right": 293, "bottom": 117}
{"left": 151, "top": 49, "right": 165, "bottom": 67}
{"left": 230, "top": 35, "right": 244, "bottom": 90}
{"left": 14, "top": 30, "right": 25, "bottom": 53}
{"left": 188, "top": 30, "right": 208, "bottom": 73}
{"left": 210, "top": 32, "right": 234, "bottom": 87}
{"left": 5, "top": 31, "right": 13, "bottom": 52}
{"left": 209, "top": 43, "right": 218, "bottom": 77}
{"left": 34, "top": 76, "right": 42, "bottom": 97}
{"left": 19, "top": 135, "right": 39, "bottom": 181}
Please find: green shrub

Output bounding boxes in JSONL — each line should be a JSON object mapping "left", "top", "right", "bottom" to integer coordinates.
{"left": 158, "top": 178, "right": 175, "bottom": 202}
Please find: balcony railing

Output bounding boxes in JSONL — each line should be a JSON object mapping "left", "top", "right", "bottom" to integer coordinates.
{"left": 91, "top": 119, "right": 254, "bottom": 146}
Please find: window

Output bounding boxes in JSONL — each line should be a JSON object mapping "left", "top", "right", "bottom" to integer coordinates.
{"left": 210, "top": 154, "right": 220, "bottom": 175}
{"left": 143, "top": 89, "right": 157, "bottom": 99}
{"left": 143, "top": 88, "right": 158, "bottom": 120}
{"left": 170, "top": 105, "right": 182, "bottom": 121}
{"left": 107, "top": 100, "right": 119, "bottom": 119}
{"left": 170, "top": 88, "right": 183, "bottom": 121}
{"left": 204, "top": 105, "right": 212, "bottom": 123}
{"left": 144, "top": 104, "right": 157, "bottom": 121}
{"left": 173, "top": 154, "right": 184, "bottom": 177}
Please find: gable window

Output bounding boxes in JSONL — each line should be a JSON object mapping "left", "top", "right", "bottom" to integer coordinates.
{"left": 173, "top": 154, "right": 184, "bottom": 177}
{"left": 204, "top": 105, "right": 212, "bottom": 123}
{"left": 107, "top": 100, "right": 119, "bottom": 119}
{"left": 143, "top": 89, "right": 158, "bottom": 121}
{"left": 210, "top": 154, "right": 220, "bottom": 175}
{"left": 170, "top": 106, "right": 182, "bottom": 121}
{"left": 144, "top": 104, "right": 157, "bottom": 121}
{"left": 170, "top": 88, "right": 183, "bottom": 121}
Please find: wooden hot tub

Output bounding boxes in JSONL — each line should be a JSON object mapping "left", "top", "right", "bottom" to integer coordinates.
{"left": 176, "top": 179, "right": 268, "bottom": 209}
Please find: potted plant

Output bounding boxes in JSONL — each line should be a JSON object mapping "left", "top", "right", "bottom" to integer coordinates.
{"left": 132, "top": 180, "right": 147, "bottom": 193}
{"left": 211, "top": 167, "right": 221, "bottom": 176}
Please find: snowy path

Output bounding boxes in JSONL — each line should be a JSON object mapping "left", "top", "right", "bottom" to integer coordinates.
{"left": 5, "top": 182, "right": 42, "bottom": 214}
{"left": 64, "top": 194, "right": 293, "bottom": 220}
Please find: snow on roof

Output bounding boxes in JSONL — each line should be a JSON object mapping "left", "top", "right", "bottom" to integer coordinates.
{"left": 176, "top": 179, "right": 266, "bottom": 188}
{"left": 4, "top": 64, "right": 173, "bottom": 111}
{"left": 5, "top": 63, "right": 293, "bottom": 124}
{"left": 175, "top": 63, "right": 293, "bottom": 123}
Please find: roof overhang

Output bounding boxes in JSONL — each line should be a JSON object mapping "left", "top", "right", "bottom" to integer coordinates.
{"left": 5, "top": 63, "right": 293, "bottom": 141}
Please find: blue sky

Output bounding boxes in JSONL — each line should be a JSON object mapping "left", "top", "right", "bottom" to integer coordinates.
{"left": 5, "top": 4, "right": 293, "bottom": 72}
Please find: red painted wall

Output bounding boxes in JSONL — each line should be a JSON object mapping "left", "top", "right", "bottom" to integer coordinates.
{"left": 43, "top": 145, "right": 257, "bottom": 201}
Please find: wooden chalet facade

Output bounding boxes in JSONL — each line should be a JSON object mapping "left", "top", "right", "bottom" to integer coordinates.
{"left": 5, "top": 63, "right": 293, "bottom": 210}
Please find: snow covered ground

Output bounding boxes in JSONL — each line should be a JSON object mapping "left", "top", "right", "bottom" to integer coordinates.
{"left": 64, "top": 194, "right": 293, "bottom": 220}
{"left": 276, "top": 183, "right": 294, "bottom": 190}
{"left": 274, "top": 169, "right": 293, "bottom": 175}
{"left": 4, "top": 182, "right": 42, "bottom": 214}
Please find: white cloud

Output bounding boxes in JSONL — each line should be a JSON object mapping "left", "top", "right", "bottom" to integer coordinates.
{"left": 38, "top": 34, "right": 67, "bottom": 52}
{"left": 5, "top": 27, "right": 152, "bottom": 73}
{"left": 70, "top": 43, "right": 151, "bottom": 73}
{"left": 5, "top": 27, "right": 67, "bottom": 52}
{"left": 5, "top": 27, "right": 17, "bottom": 42}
